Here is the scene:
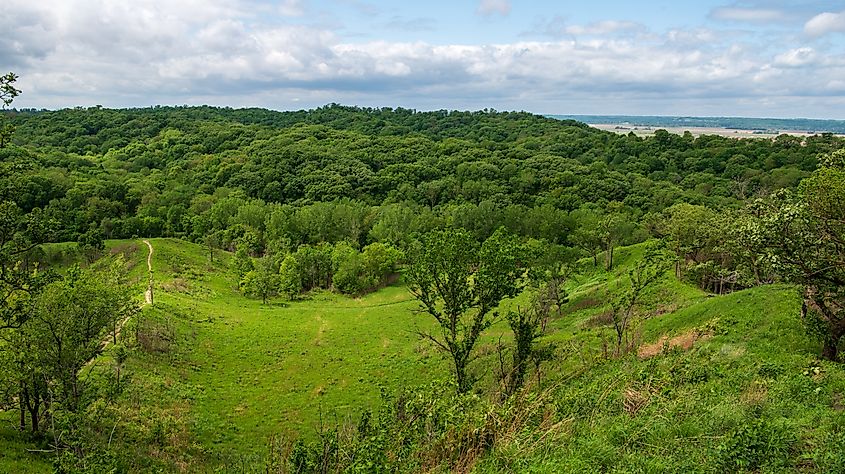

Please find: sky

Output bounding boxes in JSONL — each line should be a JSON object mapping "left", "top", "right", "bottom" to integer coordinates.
{"left": 3, "top": 0, "right": 845, "bottom": 118}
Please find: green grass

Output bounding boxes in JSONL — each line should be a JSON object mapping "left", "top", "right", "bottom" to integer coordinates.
{"left": 477, "top": 261, "right": 845, "bottom": 473}
{"left": 99, "top": 238, "right": 447, "bottom": 468}
{"left": 3, "top": 239, "right": 845, "bottom": 472}
{"left": 0, "top": 412, "right": 52, "bottom": 474}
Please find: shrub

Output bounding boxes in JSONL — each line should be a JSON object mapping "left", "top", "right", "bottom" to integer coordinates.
{"left": 716, "top": 418, "right": 795, "bottom": 470}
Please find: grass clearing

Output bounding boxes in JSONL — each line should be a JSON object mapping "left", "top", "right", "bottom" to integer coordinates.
{"left": 104, "top": 238, "right": 447, "bottom": 467}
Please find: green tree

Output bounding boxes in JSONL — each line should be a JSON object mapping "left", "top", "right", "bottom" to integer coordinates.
{"left": 77, "top": 226, "right": 106, "bottom": 264}
{"left": 369, "top": 203, "right": 417, "bottom": 248}
{"left": 756, "top": 150, "right": 845, "bottom": 361}
{"left": 203, "top": 231, "right": 221, "bottom": 263}
{"left": 0, "top": 202, "right": 51, "bottom": 331}
{"left": 662, "top": 203, "right": 717, "bottom": 278}
{"left": 407, "top": 227, "right": 524, "bottom": 393}
{"left": 609, "top": 242, "right": 670, "bottom": 357}
{"left": 27, "top": 264, "right": 136, "bottom": 412}
{"left": 503, "top": 289, "right": 556, "bottom": 396}
{"left": 278, "top": 253, "right": 302, "bottom": 300}
{"left": 295, "top": 243, "right": 333, "bottom": 291}
{"left": 0, "top": 72, "right": 21, "bottom": 148}
{"left": 598, "top": 202, "right": 629, "bottom": 270}
{"left": 241, "top": 256, "right": 280, "bottom": 304}
{"left": 233, "top": 247, "right": 254, "bottom": 281}
{"left": 331, "top": 242, "right": 364, "bottom": 294}
{"left": 570, "top": 210, "right": 603, "bottom": 266}
{"left": 361, "top": 242, "right": 403, "bottom": 289}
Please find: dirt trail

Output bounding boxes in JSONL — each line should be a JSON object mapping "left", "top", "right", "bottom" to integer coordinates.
{"left": 143, "top": 239, "right": 153, "bottom": 305}
{"left": 95, "top": 240, "right": 153, "bottom": 355}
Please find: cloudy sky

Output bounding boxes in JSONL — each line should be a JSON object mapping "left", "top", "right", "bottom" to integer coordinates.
{"left": 3, "top": 0, "right": 845, "bottom": 118}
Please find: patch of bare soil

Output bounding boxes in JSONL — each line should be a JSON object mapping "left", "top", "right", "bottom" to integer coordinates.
{"left": 623, "top": 386, "right": 651, "bottom": 415}
{"left": 637, "top": 329, "right": 711, "bottom": 359}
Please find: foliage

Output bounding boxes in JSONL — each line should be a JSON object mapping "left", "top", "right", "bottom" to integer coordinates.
{"left": 241, "top": 256, "right": 280, "bottom": 304}
{"left": 278, "top": 253, "right": 302, "bottom": 299}
{"left": 76, "top": 226, "right": 105, "bottom": 263}
{"left": 716, "top": 418, "right": 796, "bottom": 471}
{"left": 0, "top": 72, "right": 21, "bottom": 148}
{"left": 750, "top": 149, "right": 845, "bottom": 361}
{"left": 503, "top": 289, "right": 556, "bottom": 396}
{"left": 408, "top": 228, "right": 525, "bottom": 392}
{"left": 608, "top": 241, "right": 672, "bottom": 356}
{"left": 3, "top": 104, "right": 840, "bottom": 251}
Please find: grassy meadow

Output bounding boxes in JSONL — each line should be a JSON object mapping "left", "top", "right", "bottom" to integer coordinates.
{"left": 96, "top": 238, "right": 449, "bottom": 467}
{"left": 3, "top": 238, "right": 845, "bottom": 472}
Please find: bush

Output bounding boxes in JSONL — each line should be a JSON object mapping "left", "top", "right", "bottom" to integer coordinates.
{"left": 716, "top": 418, "right": 796, "bottom": 470}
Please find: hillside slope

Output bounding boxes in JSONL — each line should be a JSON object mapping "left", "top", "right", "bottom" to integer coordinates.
{"left": 2, "top": 239, "right": 844, "bottom": 472}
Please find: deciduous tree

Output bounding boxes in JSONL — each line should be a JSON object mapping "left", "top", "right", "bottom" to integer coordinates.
{"left": 0, "top": 72, "right": 21, "bottom": 148}
{"left": 407, "top": 227, "right": 524, "bottom": 392}
{"left": 756, "top": 150, "right": 845, "bottom": 361}
{"left": 241, "top": 256, "right": 280, "bottom": 304}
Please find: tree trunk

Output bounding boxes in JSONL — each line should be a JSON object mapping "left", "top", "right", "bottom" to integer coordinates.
{"left": 822, "top": 340, "right": 838, "bottom": 362}
{"left": 823, "top": 324, "right": 844, "bottom": 362}
{"left": 27, "top": 400, "right": 40, "bottom": 433}
{"left": 19, "top": 384, "right": 26, "bottom": 431}
{"left": 613, "top": 316, "right": 624, "bottom": 357}
{"left": 805, "top": 294, "right": 844, "bottom": 362}
{"left": 454, "top": 355, "right": 469, "bottom": 393}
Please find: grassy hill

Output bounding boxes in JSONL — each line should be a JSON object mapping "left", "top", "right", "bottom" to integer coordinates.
{"left": 2, "top": 238, "right": 844, "bottom": 472}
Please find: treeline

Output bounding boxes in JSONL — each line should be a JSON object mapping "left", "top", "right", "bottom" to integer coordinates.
{"left": 3, "top": 105, "right": 840, "bottom": 248}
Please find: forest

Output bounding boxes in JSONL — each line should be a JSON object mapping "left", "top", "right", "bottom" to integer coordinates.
{"left": 2, "top": 72, "right": 845, "bottom": 472}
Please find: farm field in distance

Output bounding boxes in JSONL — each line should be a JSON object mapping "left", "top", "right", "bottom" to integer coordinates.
{"left": 588, "top": 123, "right": 845, "bottom": 138}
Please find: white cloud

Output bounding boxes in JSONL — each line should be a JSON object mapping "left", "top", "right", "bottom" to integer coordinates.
{"left": 564, "top": 21, "right": 645, "bottom": 36}
{"left": 278, "top": 0, "right": 305, "bottom": 17}
{"left": 3, "top": 0, "right": 845, "bottom": 118}
{"left": 709, "top": 7, "right": 787, "bottom": 23}
{"left": 773, "top": 47, "right": 817, "bottom": 67}
{"left": 805, "top": 11, "right": 845, "bottom": 37}
{"left": 477, "top": 0, "right": 510, "bottom": 17}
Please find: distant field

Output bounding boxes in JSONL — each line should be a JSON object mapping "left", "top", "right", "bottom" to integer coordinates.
{"left": 587, "top": 123, "right": 845, "bottom": 138}
{"left": 550, "top": 114, "right": 845, "bottom": 138}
